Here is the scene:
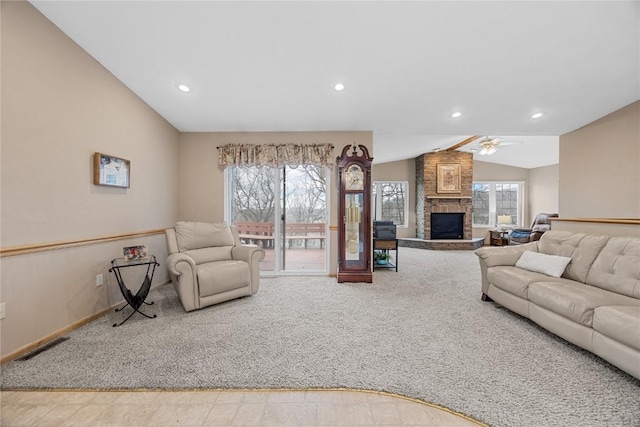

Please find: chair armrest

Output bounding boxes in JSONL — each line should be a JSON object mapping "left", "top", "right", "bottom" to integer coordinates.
{"left": 475, "top": 242, "right": 538, "bottom": 267}
{"left": 232, "top": 244, "right": 265, "bottom": 264}
{"left": 166, "top": 252, "right": 196, "bottom": 276}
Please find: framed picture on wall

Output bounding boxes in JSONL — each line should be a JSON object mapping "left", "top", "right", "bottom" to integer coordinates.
{"left": 437, "top": 163, "right": 461, "bottom": 194}
{"left": 93, "top": 152, "right": 130, "bottom": 188}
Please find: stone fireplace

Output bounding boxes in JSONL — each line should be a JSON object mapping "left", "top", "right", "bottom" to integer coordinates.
{"left": 415, "top": 151, "right": 474, "bottom": 240}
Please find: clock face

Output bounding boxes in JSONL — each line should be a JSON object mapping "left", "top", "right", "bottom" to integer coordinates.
{"left": 345, "top": 164, "right": 364, "bottom": 191}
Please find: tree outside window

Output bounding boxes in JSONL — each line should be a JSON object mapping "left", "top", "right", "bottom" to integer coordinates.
{"left": 472, "top": 183, "right": 490, "bottom": 225}
{"left": 373, "top": 181, "right": 408, "bottom": 227}
{"left": 472, "top": 182, "right": 522, "bottom": 227}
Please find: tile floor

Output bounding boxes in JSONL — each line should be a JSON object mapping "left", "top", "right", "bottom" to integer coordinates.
{"left": 1, "top": 389, "right": 485, "bottom": 426}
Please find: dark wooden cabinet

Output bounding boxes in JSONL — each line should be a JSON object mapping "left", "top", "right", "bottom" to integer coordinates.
{"left": 337, "top": 144, "right": 373, "bottom": 283}
{"left": 490, "top": 230, "right": 509, "bottom": 246}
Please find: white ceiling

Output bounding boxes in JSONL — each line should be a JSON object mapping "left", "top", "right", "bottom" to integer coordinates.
{"left": 30, "top": 1, "right": 639, "bottom": 168}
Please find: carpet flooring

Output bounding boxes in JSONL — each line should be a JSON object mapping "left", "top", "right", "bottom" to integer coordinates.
{"left": 1, "top": 248, "right": 639, "bottom": 426}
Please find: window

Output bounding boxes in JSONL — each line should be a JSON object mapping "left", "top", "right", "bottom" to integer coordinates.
{"left": 373, "top": 181, "right": 408, "bottom": 227}
{"left": 472, "top": 183, "right": 490, "bottom": 225}
{"left": 472, "top": 182, "right": 523, "bottom": 227}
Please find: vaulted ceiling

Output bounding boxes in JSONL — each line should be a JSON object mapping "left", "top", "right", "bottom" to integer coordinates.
{"left": 30, "top": 1, "right": 639, "bottom": 168}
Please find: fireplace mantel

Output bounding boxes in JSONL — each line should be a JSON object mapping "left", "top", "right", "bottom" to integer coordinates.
{"left": 426, "top": 196, "right": 472, "bottom": 199}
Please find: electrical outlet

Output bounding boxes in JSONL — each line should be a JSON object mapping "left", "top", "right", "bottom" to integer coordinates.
{"left": 0, "top": 302, "right": 5, "bottom": 320}
{"left": 96, "top": 274, "right": 104, "bottom": 286}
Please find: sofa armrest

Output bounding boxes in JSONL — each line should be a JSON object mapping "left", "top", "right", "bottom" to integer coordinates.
{"left": 475, "top": 242, "right": 538, "bottom": 297}
{"left": 232, "top": 244, "right": 266, "bottom": 265}
{"left": 232, "top": 245, "right": 265, "bottom": 295}
{"left": 166, "top": 252, "right": 196, "bottom": 277}
{"left": 475, "top": 241, "right": 538, "bottom": 267}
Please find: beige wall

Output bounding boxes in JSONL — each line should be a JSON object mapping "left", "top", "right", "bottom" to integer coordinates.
{"left": 473, "top": 160, "right": 529, "bottom": 182}
{"left": 179, "top": 131, "right": 373, "bottom": 274}
{"left": 0, "top": 2, "right": 180, "bottom": 357}
{"left": 529, "top": 164, "right": 559, "bottom": 222}
{"left": 371, "top": 159, "right": 416, "bottom": 238}
{"left": 559, "top": 101, "right": 640, "bottom": 218}
{"left": 551, "top": 220, "right": 640, "bottom": 237}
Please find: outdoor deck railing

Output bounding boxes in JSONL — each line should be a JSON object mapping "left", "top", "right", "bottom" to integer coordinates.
{"left": 234, "top": 222, "right": 326, "bottom": 249}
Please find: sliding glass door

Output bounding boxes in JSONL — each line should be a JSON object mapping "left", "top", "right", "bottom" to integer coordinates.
{"left": 227, "top": 165, "right": 328, "bottom": 274}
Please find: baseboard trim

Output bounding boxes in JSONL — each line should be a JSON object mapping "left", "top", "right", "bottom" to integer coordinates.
{"left": 1, "top": 280, "right": 170, "bottom": 364}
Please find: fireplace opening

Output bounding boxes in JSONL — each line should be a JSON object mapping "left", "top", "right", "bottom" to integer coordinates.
{"left": 431, "top": 213, "right": 464, "bottom": 239}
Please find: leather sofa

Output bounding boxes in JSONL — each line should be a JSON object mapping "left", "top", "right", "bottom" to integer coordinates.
{"left": 475, "top": 230, "right": 640, "bottom": 379}
{"left": 166, "top": 221, "right": 264, "bottom": 312}
{"left": 509, "top": 213, "right": 558, "bottom": 245}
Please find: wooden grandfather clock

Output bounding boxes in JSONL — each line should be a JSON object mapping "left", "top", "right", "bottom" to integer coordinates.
{"left": 337, "top": 143, "right": 373, "bottom": 283}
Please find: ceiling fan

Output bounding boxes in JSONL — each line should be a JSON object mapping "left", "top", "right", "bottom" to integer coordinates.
{"left": 471, "top": 136, "right": 521, "bottom": 156}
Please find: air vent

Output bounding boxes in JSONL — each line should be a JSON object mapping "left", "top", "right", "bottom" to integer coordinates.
{"left": 17, "top": 337, "right": 69, "bottom": 361}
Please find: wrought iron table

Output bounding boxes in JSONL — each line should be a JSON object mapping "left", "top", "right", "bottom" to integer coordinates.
{"left": 109, "top": 255, "right": 159, "bottom": 327}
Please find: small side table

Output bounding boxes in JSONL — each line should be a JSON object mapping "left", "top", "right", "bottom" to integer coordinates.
{"left": 373, "top": 238, "right": 398, "bottom": 272}
{"left": 109, "top": 255, "right": 159, "bottom": 327}
{"left": 489, "top": 230, "right": 509, "bottom": 246}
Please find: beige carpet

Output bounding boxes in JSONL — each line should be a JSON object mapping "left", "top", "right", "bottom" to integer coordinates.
{"left": 2, "top": 248, "right": 639, "bottom": 427}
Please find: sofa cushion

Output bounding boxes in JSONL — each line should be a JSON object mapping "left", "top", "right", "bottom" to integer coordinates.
{"left": 515, "top": 251, "right": 572, "bottom": 277}
{"left": 593, "top": 305, "right": 640, "bottom": 351}
{"left": 183, "top": 247, "right": 233, "bottom": 264}
{"left": 586, "top": 237, "right": 640, "bottom": 299}
{"left": 197, "top": 260, "right": 250, "bottom": 296}
{"left": 538, "top": 231, "right": 609, "bottom": 283}
{"left": 528, "top": 281, "right": 639, "bottom": 327}
{"left": 488, "top": 266, "right": 567, "bottom": 299}
{"left": 175, "top": 221, "right": 235, "bottom": 252}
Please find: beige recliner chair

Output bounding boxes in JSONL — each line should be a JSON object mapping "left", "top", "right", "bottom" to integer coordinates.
{"left": 165, "top": 221, "right": 264, "bottom": 312}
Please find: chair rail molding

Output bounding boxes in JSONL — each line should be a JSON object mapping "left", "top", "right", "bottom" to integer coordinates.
{"left": 0, "top": 228, "right": 167, "bottom": 258}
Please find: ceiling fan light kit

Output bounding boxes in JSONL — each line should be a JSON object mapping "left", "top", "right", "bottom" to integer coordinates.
{"left": 479, "top": 145, "right": 497, "bottom": 156}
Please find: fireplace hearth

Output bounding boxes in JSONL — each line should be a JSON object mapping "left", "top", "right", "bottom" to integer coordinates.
{"left": 431, "top": 213, "right": 465, "bottom": 239}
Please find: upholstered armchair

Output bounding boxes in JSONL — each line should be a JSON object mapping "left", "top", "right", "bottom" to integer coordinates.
{"left": 509, "top": 213, "right": 558, "bottom": 245}
{"left": 165, "top": 222, "right": 264, "bottom": 312}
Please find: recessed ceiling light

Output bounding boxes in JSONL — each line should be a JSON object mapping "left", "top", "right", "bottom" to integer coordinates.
{"left": 177, "top": 84, "right": 190, "bottom": 93}
{"left": 433, "top": 147, "right": 442, "bottom": 152}
{"left": 450, "top": 111, "right": 462, "bottom": 118}
{"left": 334, "top": 83, "right": 345, "bottom": 91}
{"left": 531, "top": 112, "right": 543, "bottom": 119}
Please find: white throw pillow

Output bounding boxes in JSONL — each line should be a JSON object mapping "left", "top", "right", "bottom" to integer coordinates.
{"left": 515, "top": 250, "right": 572, "bottom": 278}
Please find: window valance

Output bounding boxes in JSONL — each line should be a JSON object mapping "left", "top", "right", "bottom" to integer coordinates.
{"left": 217, "top": 143, "right": 335, "bottom": 169}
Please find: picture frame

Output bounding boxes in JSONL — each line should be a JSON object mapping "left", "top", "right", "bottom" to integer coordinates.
{"left": 93, "top": 152, "right": 130, "bottom": 188}
{"left": 123, "top": 245, "right": 149, "bottom": 262}
{"left": 437, "top": 163, "right": 461, "bottom": 194}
